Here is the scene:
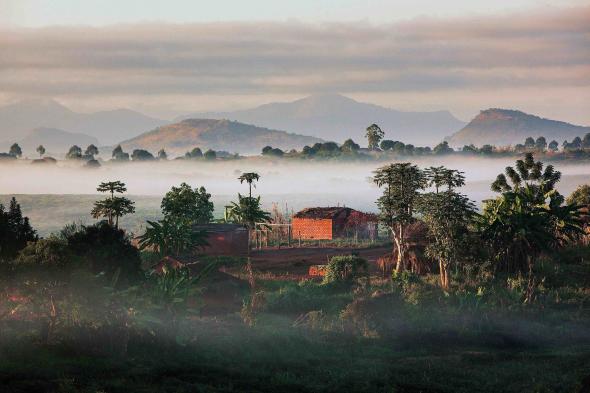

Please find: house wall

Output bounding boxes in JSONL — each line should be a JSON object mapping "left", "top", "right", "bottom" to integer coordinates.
{"left": 292, "top": 218, "right": 333, "bottom": 240}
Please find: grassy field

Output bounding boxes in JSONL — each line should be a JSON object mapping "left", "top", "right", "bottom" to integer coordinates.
{"left": 1, "top": 247, "right": 589, "bottom": 392}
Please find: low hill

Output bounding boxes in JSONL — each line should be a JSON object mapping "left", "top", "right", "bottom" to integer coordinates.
{"left": 177, "top": 94, "right": 465, "bottom": 146}
{"left": 0, "top": 98, "right": 167, "bottom": 145}
{"left": 18, "top": 127, "right": 99, "bottom": 156}
{"left": 447, "top": 109, "right": 590, "bottom": 147}
{"left": 119, "top": 119, "right": 323, "bottom": 155}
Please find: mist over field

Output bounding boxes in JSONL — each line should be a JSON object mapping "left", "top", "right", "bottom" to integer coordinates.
{"left": 2, "top": 157, "right": 589, "bottom": 235}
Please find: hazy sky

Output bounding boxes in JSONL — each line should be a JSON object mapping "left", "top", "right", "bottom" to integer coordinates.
{"left": 0, "top": 0, "right": 588, "bottom": 123}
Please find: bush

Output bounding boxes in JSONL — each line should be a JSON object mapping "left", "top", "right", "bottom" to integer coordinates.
{"left": 14, "top": 237, "right": 72, "bottom": 269}
{"left": 64, "top": 221, "right": 142, "bottom": 286}
{"left": 323, "top": 255, "right": 368, "bottom": 284}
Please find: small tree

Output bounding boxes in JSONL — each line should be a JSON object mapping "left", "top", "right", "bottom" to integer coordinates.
{"left": 535, "top": 136, "right": 547, "bottom": 152}
{"left": 548, "top": 140, "right": 559, "bottom": 152}
{"left": 131, "top": 149, "right": 155, "bottom": 161}
{"left": 373, "top": 163, "right": 426, "bottom": 273}
{"left": 161, "top": 183, "right": 214, "bottom": 224}
{"left": 366, "top": 124, "right": 384, "bottom": 150}
{"left": 138, "top": 219, "right": 208, "bottom": 258}
{"left": 203, "top": 149, "right": 217, "bottom": 160}
{"left": 157, "top": 149, "right": 167, "bottom": 160}
{"left": 85, "top": 144, "right": 99, "bottom": 158}
{"left": 36, "top": 145, "right": 46, "bottom": 158}
{"left": 9, "top": 143, "right": 22, "bottom": 158}
{"left": 66, "top": 145, "right": 82, "bottom": 159}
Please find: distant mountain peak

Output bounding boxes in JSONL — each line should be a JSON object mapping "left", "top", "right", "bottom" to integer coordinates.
{"left": 447, "top": 108, "right": 589, "bottom": 147}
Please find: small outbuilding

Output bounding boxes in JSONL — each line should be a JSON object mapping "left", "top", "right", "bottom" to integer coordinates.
{"left": 292, "top": 207, "right": 378, "bottom": 241}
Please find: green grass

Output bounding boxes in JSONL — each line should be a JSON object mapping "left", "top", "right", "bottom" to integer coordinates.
{"left": 1, "top": 247, "right": 590, "bottom": 392}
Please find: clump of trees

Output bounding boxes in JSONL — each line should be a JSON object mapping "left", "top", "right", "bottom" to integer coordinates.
{"left": 373, "top": 154, "right": 583, "bottom": 293}
{"left": 138, "top": 182, "right": 214, "bottom": 258}
{"left": 0, "top": 197, "right": 37, "bottom": 261}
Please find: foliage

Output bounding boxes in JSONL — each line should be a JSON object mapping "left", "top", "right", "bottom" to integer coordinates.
{"left": 203, "top": 149, "right": 217, "bottom": 160}
{"left": 92, "top": 181, "right": 135, "bottom": 228}
{"left": 85, "top": 144, "right": 99, "bottom": 157}
{"left": 226, "top": 194, "right": 270, "bottom": 228}
{"left": 567, "top": 184, "right": 590, "bottom": 207}
{"left": 481, "top": 153, "right": 582, "bottom": 301}
{"left": 112, "top": 145, "right": 130, "bottom": 161}
{"left": 0, "top": 197, "right": 38, "bottom": 261}
{"left": 137, "top": 219, "right": 209, "bottom": 258}
{"left": 373, "top": 163, "right": 426, "bottom": 272}
{"left": 365, "top": 123, "right": 384, "bottom": 150}
{"left": 9, "top": 143, "right": 22, "bottom": 158}
{"left": 131, "top": 149, "right": 155, "bottom": 161}
{"left": 322, "top": 255, "right": 368, "bottom": 284}
{"left": 14, "top": 236, "right": 72, "bottom": 268}
{"left": 36, "top": 144, "right": 45, "bottom": 157}
{"left": 64, "top": 221, "right": 142, "bottom": 285}
{"left": 157, "top": 148, "right": 167, "bottom": 160}
{"left": 161, "top": 183, "right": 214, "bottom": 224}
{"left": 419, "top": 190, "right": 476, "bottom": 289}
{"left": 66, "top": 145, "right": 82, "bottom": 159}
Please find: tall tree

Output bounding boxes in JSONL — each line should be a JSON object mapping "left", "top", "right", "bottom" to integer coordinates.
{"left": 0, "top": 197, "right": 37, "bottom": 261}
{"left": 238, "top": 172, "right": 260, "bottom": 198}
{"left": 373, "top": 163, "right": 426, "bottom": 273}
{"left": 535, "top": 136, "right": 547, "bottom": 152}
{"left": 365, "top": 124, "right": 385, "bottom": 150}
{"left": 419, "top": 167, "right": 474, "bottom": 289}
{"left": 36, "top": 145, "right": 46, "bottom": 158}
{"left": 161, "top": 183, "right": 214, "bottom": 224}
{"left": 92, "top": 181, "right": 135, "bottom": 228}
{"left": 548, "top": 140, "right": 559, "bottom": 152}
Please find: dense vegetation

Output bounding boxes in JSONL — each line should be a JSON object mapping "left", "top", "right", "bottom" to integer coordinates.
{"left": 0, "top": 156, "right": 589, "bottom": 392}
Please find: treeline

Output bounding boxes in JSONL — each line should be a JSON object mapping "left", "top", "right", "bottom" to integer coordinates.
{"left": 260, "top": 125, "right": 590, "bottom": 160}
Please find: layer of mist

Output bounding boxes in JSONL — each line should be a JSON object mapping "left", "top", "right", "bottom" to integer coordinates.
{"left": 1, "top": 157, "right": 589, "bottom": 236}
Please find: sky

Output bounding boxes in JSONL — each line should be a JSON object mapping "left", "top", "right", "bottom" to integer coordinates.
{"left": 0, "top": 0, "right": 589, "bottom": 123}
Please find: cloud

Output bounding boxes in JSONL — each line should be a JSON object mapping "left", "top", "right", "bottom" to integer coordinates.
{"left": 0, "top": 5, "right": 588, "bottom": 118}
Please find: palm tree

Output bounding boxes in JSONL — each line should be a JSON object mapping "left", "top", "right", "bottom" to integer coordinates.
{"left": 238, "top": 172, "right": 260, "bottom": 198}
{"left": 138, "top": 219, "right": 208, "bottom": 257}
{"left": 482, "top": 153, "right": 583, "bottom": 302}
{"left": 227, "top": 194, "right": 270, "bottom": 229}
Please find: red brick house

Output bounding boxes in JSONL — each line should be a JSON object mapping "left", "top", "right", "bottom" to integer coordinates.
{"left": 292, "top": 207, "right": 378, "bottom": 240}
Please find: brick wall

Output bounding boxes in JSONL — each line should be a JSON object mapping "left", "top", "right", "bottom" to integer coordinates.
{"left": 292, "top": 218, "right": 333, "bottom": 240}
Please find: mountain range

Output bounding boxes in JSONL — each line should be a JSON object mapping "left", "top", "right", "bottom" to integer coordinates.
{"left": 118, "top": 119, "right": 323, "bottom": 155}
{"left": 0, "top": 98, "right": 167, "bottom": 147}
{"left": 177, "top": 94, "right": 466, "bottom": 146}
{"left": 447, "top": 109, "right": 590, "bottom": 147}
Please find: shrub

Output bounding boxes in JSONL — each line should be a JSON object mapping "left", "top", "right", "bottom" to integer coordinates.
{"left": 64, "top": 221, "right": 142, "bottom": 286}
{"left": 323, "top": 255, "right": 368, "bottom": 284}
{"left": 14, "top": 237, "right": 72, "bottom": 269}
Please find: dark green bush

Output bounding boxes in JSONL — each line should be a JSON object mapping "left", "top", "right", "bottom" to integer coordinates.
{"left": 323, "top": 255, "right": 368, "bottom": 284}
